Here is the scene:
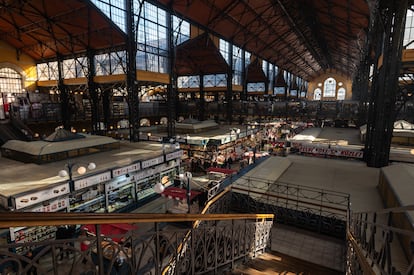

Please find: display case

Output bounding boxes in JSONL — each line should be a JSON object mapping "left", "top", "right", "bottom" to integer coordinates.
{"left": 12, "top": 182, "right": 70, "bottom": 210}
{"left": 9, "top": 196, "right": 70, "bottom": 255}
{"left": 69, "top": 171, "right": 111, "bottom": 213}
{"left": 136, "top": 175, "right": 157, "bottom": 201}
{"left": 69, "top": 184, "right": 106, "bottom": 213}
{"left": 106, "top": 175, "right": 136, "bottom": 213}
{"left": 159, "top": 167, "right": 180, "bottom": 186}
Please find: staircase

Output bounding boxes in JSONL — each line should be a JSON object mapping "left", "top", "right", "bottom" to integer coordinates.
{"left": 227, "top": 176, "right": 349, "bottom": 274}
{"left": 0, "top": 118, "right": 32, "bottom": 145}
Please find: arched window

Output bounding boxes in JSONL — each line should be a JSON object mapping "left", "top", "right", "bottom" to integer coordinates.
{"left": 337, "top": 88, "right": 346, "bottom": 100}
{"left": 313, "top": 88, "right": 322, "bottom": 100}
{"left": 323, "top": 77, "right": 336, "bottom": 97}
{"left": 0, "top": 67, "right": 23, "bottom": 95}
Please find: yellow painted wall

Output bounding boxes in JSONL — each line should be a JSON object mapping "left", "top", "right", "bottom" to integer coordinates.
{"left": 307, "top": 70, "right": 352, "bottom": 101}
{"left": 0, "top": 41, "right": 37, "bottom": 92}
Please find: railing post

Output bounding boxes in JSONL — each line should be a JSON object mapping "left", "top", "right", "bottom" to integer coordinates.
{"left": 296, "top": 186, "right": 299, "bottom": 211}
{"left": 253, "top": 218, "right": 257, "bottom": 257}
{"left": 214, "top": 220, "right": 218, "bottom": 274}
{"left": 318, "top": 191, "right": 324, "bottom": 234}
{"left": 95, "top": 224, "right": 105, "bottom": 275}
{"left": 190, "top": 226, "right": 195, "bottom": 274}
{"left": 203, "top": 226, "right": 208, "bottom": 271}
{"left": 231, "top": 219, "right": 235, "bottom": 270}
{"left": 248, "top": 177, "right": 251, "bottom": 198}
{"left": 155, "top": 222, "right": 160, "bottom": 275}
{"left": 244, "top": 218, "right": 248, "bottom": 261}
{"left": 267, "top": 181, "right": 270, "bottom": 205}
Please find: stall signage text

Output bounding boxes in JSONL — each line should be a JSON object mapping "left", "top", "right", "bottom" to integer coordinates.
{"left": 73, "top": 171, "right": 111, "bottom": 190}
{"left": 14, "top": 183, "right": 70, "bottom": 210}
{"left": 112, "top": 162, "right": 141, "bottom": 177}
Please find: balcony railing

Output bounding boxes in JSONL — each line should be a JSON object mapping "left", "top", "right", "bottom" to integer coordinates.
{"left": 230, "top": 176, "right": 350, "bottom": 239}
{"left": 347, "top": 205, "right": 414, "bottom": 274}
{"left": 0, "top": 192, "right": 273, "bottom": 275}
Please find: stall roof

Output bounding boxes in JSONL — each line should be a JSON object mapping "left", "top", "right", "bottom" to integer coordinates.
{"left": 161, "top": 187, "right": 201, "bottom": 201}
{"left": 2, "top": 134, "right": 118, "bottom": 156}
{"left": 175, "top": 32, "right": 229, "bottom": 76}
{"left": 246, "top": 58, "right": 267, "bottom": 83}
{"left": 43, "top": 128, "right": 85, "bottom": 142}
{"left": 0, "top": 0, "right": 126, "bottom": 60}
{"left": 82, "top": 223, "right": 138, "bottom": 242}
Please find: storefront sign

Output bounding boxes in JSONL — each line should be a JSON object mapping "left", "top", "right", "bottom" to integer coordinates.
{"left": 30, "top": 197, "right": 69, "bottom": 212}
{"left": 14, "top": 183, "right": 70, "bottom": 210}
{"left": 73, "top": 171, "right": 111, "bottom": 191}
{"left": 166, "top": 150, "right": 183, "bottom": 161}
{"left": 112, "top": 162, "right": 141, "bottom": 177}
{"left": 299, "top": 145, "right": 363, "bottom": 159}
{"left": 141, "top": 156, "right": 164, "bottom": 169}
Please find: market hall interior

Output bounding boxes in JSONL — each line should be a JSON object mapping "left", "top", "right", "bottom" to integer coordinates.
{"left": 0, "top": 0, "right": 413, "bottom": 274}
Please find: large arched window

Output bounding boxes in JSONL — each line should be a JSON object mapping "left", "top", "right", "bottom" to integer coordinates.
{"left": 337, "top": 88, "right": 346, "bottom": 100}
{"left": 0, "top": 67, "right": 23, "bottom": 95}
{"left": 323, "top": 77, "right": 336, "bottom": 97}
{"left": 313, "top": 88, "right": 322, "bottom": 100}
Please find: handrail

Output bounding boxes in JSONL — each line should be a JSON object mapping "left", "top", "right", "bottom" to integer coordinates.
{"left": 231, "top": 186, "right": 348, "bottom": 214}
{"left": 0, "top": 212, "right": 274, "bottom": 228}
{"left": 352, "top": 204, "right": 414, "bottom": 215}
{"left": 161, "top": 187, "right": 272, "bottom": 275}
{"left": 347, "top": 231, "right": 376, "bottom": 275}
{"left": 200, "top": 186, "right": 231, "bottom": 215}
{"left": 348, "top": 205, "right": 414, "bottom": 274}
{"left": 244, "top": 176, "right": 350, "bottom": 197}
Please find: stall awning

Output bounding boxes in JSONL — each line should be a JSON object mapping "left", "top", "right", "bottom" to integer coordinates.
{"left": 207, "top": 167, "right": 237, "bottom": 175}
{"left": 161, "top": 187, "right": 201, "bottom": 202}
{"left": 81, "top": 223, "right": 137, "bottom": 242}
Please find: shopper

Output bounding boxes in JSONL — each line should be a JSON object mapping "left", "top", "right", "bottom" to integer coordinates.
{"left": 79, "top": 229, "right": 91, "bottom": 264}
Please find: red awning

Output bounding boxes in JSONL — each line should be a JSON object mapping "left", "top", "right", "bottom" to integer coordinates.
{"left": 207, "top": 167, "right": 237, "bottom": 175}
{"left": 161, "top": 187, "right": 201, "bottom": 202}
{"left": 81, "top": 223, "right": 137, "bottom": 242}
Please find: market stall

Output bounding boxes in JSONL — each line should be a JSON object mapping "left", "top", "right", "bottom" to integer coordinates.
{"left": 81, "top": 223, "right": 137, "bottom": 242}
{"left": 161, "top": 187, "right": 201, "bottom": 213}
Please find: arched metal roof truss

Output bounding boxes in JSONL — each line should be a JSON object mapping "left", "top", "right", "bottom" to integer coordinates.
{"left": 0, "top": 0, "right": 127, "bottom": 61}
{"left": 151, "top": 0, "right": 370, "bottom": 81}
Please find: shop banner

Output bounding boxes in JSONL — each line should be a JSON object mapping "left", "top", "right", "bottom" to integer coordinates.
{"left": 73, "top": 171, "right": 111, "bottom": 191}
{"left": 14, "top": 183, "right": 70, "bottom": 210}
{"left": 166, "top": 150, "right": 183, "bottom": 161}
{"left": 112, "top": 162, "right": 141, "bottom": 177}
{"left": 299, "top": 145, "right": 363, "bottom": 159}
{"left": 141, "top": 156, "right": 164, "bottom": 169}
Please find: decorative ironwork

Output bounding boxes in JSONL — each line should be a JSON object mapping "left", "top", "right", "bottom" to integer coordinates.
{"left": 0, "top": 219, "right": 272, "bottom": 275}
{"left": 230, "top": 176, "right": 350, "bottom": 239}
{"left": 0, "top": 204, "right": 273, "bottom": 275}
{"left": 348, "top": 205, "right": 414, "bottom": 274}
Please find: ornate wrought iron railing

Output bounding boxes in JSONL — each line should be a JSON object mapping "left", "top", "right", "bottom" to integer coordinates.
{"left": 0, "top": 211, "right": 273, "bottom": 275}
{"left": 230, "top": 176, "right": 350, "bottom": 238}
{"left": 348, "top": 205, "right": 414, "bottom": 275}
{"left": 160, "top": 187, "right": 273, "bottom": 275}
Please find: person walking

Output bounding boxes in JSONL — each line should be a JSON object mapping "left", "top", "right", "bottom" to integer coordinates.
{"left": 79, "top": 229, "right": 91, "bottom": 264}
